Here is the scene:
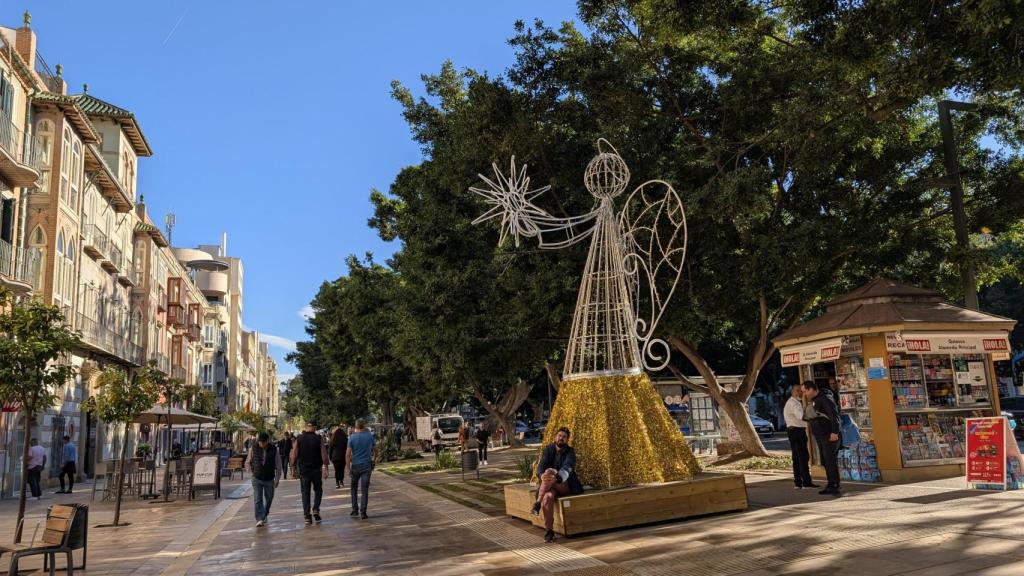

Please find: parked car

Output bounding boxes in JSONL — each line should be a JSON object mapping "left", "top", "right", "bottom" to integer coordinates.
{"left": 1000, "top": 396, "right": 1024, "bottom": 439}
{"left": 751, "top": 415, "right": 775, "bottom": 438}
{"left": 514, "top": 420, "right": 532, "bottom": 434}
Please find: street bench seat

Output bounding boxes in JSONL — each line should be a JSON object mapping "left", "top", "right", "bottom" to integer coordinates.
{"left": 0, "top": 504, "right": 78, "bottom": 575}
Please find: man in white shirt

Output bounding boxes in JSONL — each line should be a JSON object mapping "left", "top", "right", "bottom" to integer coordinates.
{"left": 783, "top": 385, "right": 817, "bottom": 489}
{"left": 26, "top": 438, "right": 46, "bottom": 500}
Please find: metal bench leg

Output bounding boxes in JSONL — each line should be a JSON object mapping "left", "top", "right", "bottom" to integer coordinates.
{"left": 66, "top": 551, "right": 74, "bottom": 576}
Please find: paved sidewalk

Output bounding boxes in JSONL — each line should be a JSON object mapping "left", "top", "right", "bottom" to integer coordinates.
{"left": 4, "top": 466, "right": 1024, "bottom": 575}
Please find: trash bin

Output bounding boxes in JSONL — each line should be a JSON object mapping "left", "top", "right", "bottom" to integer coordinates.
{"left": 461, "top": 450, "right": 479, "bottom": 480}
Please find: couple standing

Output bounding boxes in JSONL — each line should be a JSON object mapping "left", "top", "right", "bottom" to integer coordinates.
{"left": 247, "top": 419, "right": 377, "bottom": 528}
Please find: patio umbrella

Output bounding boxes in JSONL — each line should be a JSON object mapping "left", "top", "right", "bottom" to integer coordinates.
{"left": 135, "top": 405, "right": 217, "bottom": 501}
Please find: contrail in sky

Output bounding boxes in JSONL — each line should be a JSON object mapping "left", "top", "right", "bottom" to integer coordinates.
{"left": 163, "top": 7, "right": 189, "bottom": 46}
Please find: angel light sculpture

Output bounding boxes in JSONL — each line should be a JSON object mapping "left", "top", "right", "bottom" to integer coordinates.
{"left": 471, "top": 140, "right": 698, "bottom": 487}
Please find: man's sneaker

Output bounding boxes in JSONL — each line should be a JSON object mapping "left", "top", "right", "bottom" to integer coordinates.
{"left": 256, "top": 520, "right": 265, "bottom": 527}
{"left": 304, "top": 515, "right": 313, "bottom": 525}
{"left": 530, "top": 501, "right": 541, "bottom": 516}
{"left": 350, "top": 509, "right": 359, "bottom": 517}
{"left": 312, "top": 513, "right": 322, "bottom": 524}
{"left": 544, "top": 529, "right": 555, "bottom": 543}
{"left": 360, "top": 512, "right": 368, "bottom": 520}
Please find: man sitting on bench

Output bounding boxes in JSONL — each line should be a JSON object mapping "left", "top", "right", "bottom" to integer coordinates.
{"left": 530, "top": 427, "right": 583, "bottom": 542}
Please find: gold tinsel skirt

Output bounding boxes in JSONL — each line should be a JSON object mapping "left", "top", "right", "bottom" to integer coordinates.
{"left": 539, "top": 372, "right": 700, "bottom": 488}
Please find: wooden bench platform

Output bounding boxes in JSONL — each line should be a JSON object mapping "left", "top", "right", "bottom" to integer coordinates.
{"left": 504, "top": 472, "right": 748, "bottom": 536}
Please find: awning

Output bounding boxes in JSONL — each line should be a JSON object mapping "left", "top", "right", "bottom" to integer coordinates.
{"left": 780, "top": 337, "right": 844, "bottom": 367}
{"left": 134, "top": 404, "right": 219, "bottom": 426}
{"left": 886, "top": 332, "right": 1012, "bottom": 358}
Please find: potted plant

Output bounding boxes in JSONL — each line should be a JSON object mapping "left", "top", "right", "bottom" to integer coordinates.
{"left": 135, "top": 442, "right": 152, "bottom": 459}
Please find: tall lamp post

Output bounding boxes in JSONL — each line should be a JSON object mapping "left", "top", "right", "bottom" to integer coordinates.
{"left": 938, "top": 99, "right": 980, "bottom": 310}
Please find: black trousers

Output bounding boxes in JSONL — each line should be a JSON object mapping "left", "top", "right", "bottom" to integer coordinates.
{"left": 60, "top": 461, "right": 77, "bottom": 491}
{"left": 786, "top": 428, "right": 813, "bottom": 487}
{"left": 813, "top": 433, "right": 841, "bottom": 490}
{"left": 299, "top": 470, "right": 323, "bottom": 516}
{"left": 331, "top": 458, "right": 345, "bottom": 486}
{"left": 478, "top": 443, "right": 488, "bottom": 462}
{"left": 27, "top": 466, "right": 42, "bottom": 497}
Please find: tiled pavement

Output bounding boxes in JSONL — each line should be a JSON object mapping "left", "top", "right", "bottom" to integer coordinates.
{"left": 3, "top": 463, "right": 1024, "bottom": 575}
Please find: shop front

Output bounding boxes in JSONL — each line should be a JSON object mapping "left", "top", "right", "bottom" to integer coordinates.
{"left": 774, "top": 279, "right": 1016, "bottom": 483}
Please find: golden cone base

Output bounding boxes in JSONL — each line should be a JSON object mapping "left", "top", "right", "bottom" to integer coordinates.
{"left": 540, "top": 372, "right": 700, "bottom": 488}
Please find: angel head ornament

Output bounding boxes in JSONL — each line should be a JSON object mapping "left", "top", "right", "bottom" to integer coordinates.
{"left": 471, "top": 140, "right": 687, "bottom": 380}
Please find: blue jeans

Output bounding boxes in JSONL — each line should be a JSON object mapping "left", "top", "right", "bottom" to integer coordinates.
{"left": 350, "top": 464, "right": 372, "bottom": 513}
{"left": 299, "top": 471, "right": 323, "bottom": 517}
{"left": 252, "top": 478, "right": 275, "bottom": 521}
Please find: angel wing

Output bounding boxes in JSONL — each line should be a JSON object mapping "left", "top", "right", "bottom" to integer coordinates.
{"left": 618, "top": 179, "right": 688, "bottom": 371}
{"left": 470, "top": 157, "right": 601, "bottom": 249}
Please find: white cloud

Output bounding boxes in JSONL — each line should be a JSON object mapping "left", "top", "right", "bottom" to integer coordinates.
{"left": 259, "top": 333, "right": 297, "bottom": 352}
{"left": 278, "top": 373, "right": 297, "bottom": 384}
{"left": 298, "top": 305, "right": 315, "bottom": 321}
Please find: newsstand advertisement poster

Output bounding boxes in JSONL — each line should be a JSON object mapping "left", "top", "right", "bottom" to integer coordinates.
{"left": 966, "top": 417, "right": 1005, "bottom": 485}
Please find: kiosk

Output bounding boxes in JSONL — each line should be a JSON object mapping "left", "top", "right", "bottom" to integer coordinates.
{"left": 773, "top": 279, "right": 1016, "bottom": 483}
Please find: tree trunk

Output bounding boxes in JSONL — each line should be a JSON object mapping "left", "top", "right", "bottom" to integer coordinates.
{"left": 668, "top": 335, "right": 769, "bottom": 457}
{"left": 113, "top": 421, "right": 130, "bottom": 526}
{"left": 13, "top": 412, "right": 31, "bottom": 543}
{"left": 544, "top": 361, "right": 561, "bottom": 392}
{"left": 164, "top": 407, "right": 173, "bottom": 502}
{"left": 470, "top": 378, "right": 533, "bottom": 448}
{"left": 526, "top": 399, "right": 545, "bottom": 423}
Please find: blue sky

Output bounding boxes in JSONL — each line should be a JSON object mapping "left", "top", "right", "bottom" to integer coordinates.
{"left": 19, "top": 1, "right": 579, "bottom": 381}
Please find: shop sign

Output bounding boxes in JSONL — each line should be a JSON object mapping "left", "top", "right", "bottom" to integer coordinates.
{"left": 193, "top": 454, "right": 220, "bottom": 488}
{"left": 966, "top": 417, "right": 1007, "bottom": 486}
{"left": 887, "top": 332, "right": 1011, "bottom": 355}
{"left": 780, "top": 338, "right": 844, "bottom": 367}
{"left": 1, "top": 401, "right": 20, "bottom": 413}
{"left": 840, "top": 335, "right": 863, "bottom": 357}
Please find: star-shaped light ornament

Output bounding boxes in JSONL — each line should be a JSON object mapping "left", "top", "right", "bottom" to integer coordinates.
{"left": 470, "top": 157, "right": 551, "bottom": 247}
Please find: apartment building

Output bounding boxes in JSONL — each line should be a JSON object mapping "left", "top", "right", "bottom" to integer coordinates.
{"left": 0, "top": 13, "right": 280, "bottom": 495}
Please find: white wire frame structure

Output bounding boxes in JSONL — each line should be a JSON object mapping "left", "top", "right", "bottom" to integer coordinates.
{"left": 470, "top": 139, "right": 688, "bottom": 380}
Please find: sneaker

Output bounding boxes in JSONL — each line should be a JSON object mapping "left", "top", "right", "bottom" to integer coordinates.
{"left": 794, "top": 486, "right": 802, "bottom": 490}
{"left": 350, "top": 510, "right": 359, "bottom": 517}
{"left": 360, "top": 512, "right": 368, "bottom": 520}
{"left": 256, "top": 520, "right": 265, "bottom": 527}
{"left": 304, "top": 515, "right": 313, "bottom": 525}
{"left": 312, "top": 513, "right": 322, "bottom": 524}
{"left": 530, "top": 501, "right": 541, "bottom": 516}
{"left": 544, "top": 529, "right": 555, "bottom": 543}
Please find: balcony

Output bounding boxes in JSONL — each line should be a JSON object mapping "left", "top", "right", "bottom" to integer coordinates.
{"left": 149, "top": 352, "right": 170, "bottom": 374}
{"left": 117, "top": 262, "right": 136, "bottom": 287}
{"left": 0, "top": 239, "right": 42, "bottom": 293}
{"left": 167, "top": 302, "right": 186, "bottom": 327}
{"left": 187, "top": 321, "right": 202, "bottom": 341}
{"left": 77, "top": 312, "right": 141, "bottom": 365}
{"left": 83, "top": 224, "right": 110, "bottom": 260}
{"left": 171, "top": 365, "right": 187, "bottom": 382}
{"left": 0, "top": 107, "right": 41, "bottom": 187}
{"left": 102, "top": 243, "right": 123, "bottom": 274}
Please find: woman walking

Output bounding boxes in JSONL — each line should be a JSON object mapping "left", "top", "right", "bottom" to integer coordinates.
{"left": 329, "top": 424, "right": 348, "bottom": 488}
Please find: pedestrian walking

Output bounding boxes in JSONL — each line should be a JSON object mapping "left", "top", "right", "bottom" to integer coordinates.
{"left": 26, "top": 438, "right": 45, "bottom": 500}
{"left": 245, "top": 432, "right": 283, "bottom": 527}
{"left": 783, "top": 385, "right": 816, "bottom": 490}
{"left": 475, "top": 425, "right": 490, "bottom": 466}
{"left": 277, "top": 433, "right": 293, "bottom": 479}
{"left": 57, "top": 435, "right": 77, "bottom": 494}
{"left": 291, "top": 422, "right": 329, "bottom": 525}
{"left": 346, "top": 419, "right": 377, "bottom": 519}
{"left": 802, "top": 380, "right": 842, "bottom": 496}
{"left": 329, "top": 424, "right": 348, "bottom": 488}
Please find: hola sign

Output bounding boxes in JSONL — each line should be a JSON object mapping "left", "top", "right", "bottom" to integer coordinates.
{"left": 888, "top": 332, "right": 1010, "bottom": 355}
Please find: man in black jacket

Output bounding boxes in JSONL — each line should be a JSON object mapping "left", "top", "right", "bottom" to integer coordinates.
{"left": 291, "top": 422, "right": 330, "bottom": 525}
{"left": 245, "top": 432, "right": 283, "bottom": 527}
{"left": 802, "top": 380, "right": 842, "bottom": 496}
{"left": 277, "top": 433, "right": 293, "bottom": 479}
{"left": 530, "top": 427, "right": 583, "bottom": 542}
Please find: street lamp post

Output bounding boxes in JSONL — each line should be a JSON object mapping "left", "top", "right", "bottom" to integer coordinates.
{"left": 938, "top": 99, "right": 980, "bottom": 310}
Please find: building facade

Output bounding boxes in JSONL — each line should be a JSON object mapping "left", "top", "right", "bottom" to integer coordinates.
{"left": 0, "top": 13, "right": 281, "bottom": 496}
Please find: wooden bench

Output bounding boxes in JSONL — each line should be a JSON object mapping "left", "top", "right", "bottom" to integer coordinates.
{"left": 504, "top": 472, "right": 748, "bottom": 536}
{"left": 0, "top": 504, "right": 78, "bottom": 575}
{"left": 226, "top": 457, "right": 245, "bottom": 480}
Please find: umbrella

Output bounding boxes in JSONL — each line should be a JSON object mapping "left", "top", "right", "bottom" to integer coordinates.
{"left": 135, "top": 405, "right": 218, "bottom": 425}
{"left": 134, "top": 405, "right": 217, "bottom": 501}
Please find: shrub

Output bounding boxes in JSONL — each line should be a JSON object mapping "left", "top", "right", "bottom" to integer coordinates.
{"left": 515, "top": 454, "right": 537, "bottom": 482}
{"left": 402, "top": 448, "right": 423, "bottom": 460}
{"left": 435, "top": 449, "right": 458, "bottom": 470}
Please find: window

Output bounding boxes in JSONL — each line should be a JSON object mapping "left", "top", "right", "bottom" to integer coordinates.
{"left": 36, "top": 119, "right": 53, "bottom": 168}
{"left": 70, "top": 142, "right": 81, "bottom": 210}
{"left": 59, "top": 128, "right": 70, "bottom": 205}
{"left": 0, "top": 73, "right": 12, "bottom": 118}
{"left": 54, "top": 230, "right": 65, "bottom": 301}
